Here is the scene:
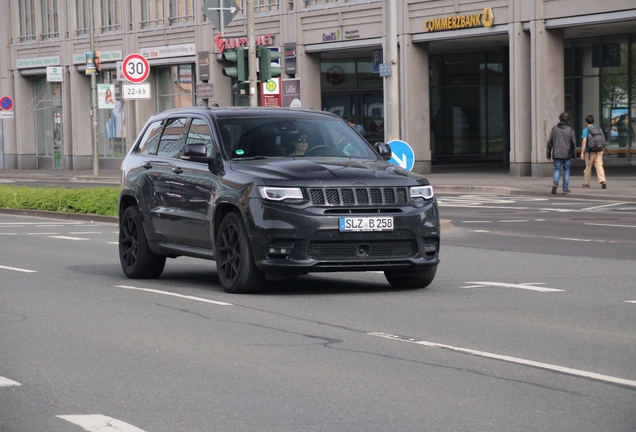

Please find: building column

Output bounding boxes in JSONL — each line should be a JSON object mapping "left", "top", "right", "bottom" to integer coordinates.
{"left": 401, "top": 37, "right": 430, "bottom": 174}
{"left": 297, "top": 47, "right": 321, "bottom": 110}
{"left": 509, "top": 22, "right": 531, "bottom": 176}
{"left": 530, "top": 21, "right": 564, "bottom": 177}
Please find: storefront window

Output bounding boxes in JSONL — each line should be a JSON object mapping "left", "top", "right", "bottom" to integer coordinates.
{"left": 430, "top": 53, "right": 503, "bottom": 161}
{"left": 320, "top": 57, "right": 383, "bottom": 144}
{"left": 566, "top": 36, "right": 633, "bottom": 160}
{"left": 97, "top": 71, "right": 127, "bottom": 158}
{"left": 157, "top": 65, "right": 195, "bottom": 111}
{"left": 33, "top": 78, "right": 63, "bottom": 168}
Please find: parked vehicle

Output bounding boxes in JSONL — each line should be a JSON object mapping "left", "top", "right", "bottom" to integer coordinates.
{"left": 118, "top": 107, "right": 440, "bottom": 293}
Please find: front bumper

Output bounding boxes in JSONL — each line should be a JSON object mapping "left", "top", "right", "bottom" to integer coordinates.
{"left": 245, "top": 199, "right": 440, "bottom": 275}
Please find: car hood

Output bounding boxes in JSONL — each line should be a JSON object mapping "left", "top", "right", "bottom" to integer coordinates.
{"left": 229, "top": 158, "right": 430, "bottom": 186}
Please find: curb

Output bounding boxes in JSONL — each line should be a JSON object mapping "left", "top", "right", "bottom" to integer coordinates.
{"left": 0, "top": 208, "right": 118, "bottom": 224}
{"left": 434, "top": 185, "right": 636, "bottom": 203}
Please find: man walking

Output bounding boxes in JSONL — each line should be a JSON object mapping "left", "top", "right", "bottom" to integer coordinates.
{"left": 580, "top": 114, "right": 607, "bottom": 189}
{"left": 546, "top": 112, "right": 576, "bottom": 194}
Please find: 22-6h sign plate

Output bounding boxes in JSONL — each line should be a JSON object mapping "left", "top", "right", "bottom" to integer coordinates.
{"left": 122, "top": 53, "right": 150, "bottom": 84}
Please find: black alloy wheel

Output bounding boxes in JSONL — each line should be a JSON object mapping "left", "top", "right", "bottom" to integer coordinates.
{"left": 216, "top": 211, "right": 266, "bottom": 293}
{"left": 119, "top": 205, "right": 166, "bottom": 279}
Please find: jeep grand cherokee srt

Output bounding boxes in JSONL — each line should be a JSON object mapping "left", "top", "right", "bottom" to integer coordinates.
{"left": 118, "top": 107, "right": 440, "bottom": 293}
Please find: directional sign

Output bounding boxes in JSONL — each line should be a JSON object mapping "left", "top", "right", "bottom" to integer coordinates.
{"left": 201, "top": 0, "right": 239, "bottom": 32}
{"left": 0, "top": 96, "right": 14, "bottom": 111}
{"left": 387, "top": 140, "right": 415, "bottom": 171}
{"left": 122, "top": 53, "right": 150, "bottom": 84}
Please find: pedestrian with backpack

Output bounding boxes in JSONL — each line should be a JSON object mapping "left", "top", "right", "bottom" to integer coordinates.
{"left": 580, "top": 114, "right": 607, "bottom": 189}
{"left": 546, "top": 112, "right": 576, "bottom": 194}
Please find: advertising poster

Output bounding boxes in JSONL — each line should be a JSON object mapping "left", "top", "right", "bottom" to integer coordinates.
{"left": 282, "top": 78, "right": 301, "bottom": 107}
{"left": 98, "top": 84, "right": 116, "bottom": 109}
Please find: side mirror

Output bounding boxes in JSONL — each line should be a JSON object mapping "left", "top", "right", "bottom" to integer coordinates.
{"left": 180, "top": 143, "right": 211, "bottom": 162}
{"left": 374, "top": 142, "right": 392, "bottom": 161}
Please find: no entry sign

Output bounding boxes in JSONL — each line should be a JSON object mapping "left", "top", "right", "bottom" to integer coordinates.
{"left": 122, "top": 53, "right": 150, "bottom": 84}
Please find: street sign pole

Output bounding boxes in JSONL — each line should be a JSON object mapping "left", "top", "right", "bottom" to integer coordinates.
{"left": 385, "top": 0, "right": 400, "bottom": 143}
{"left": 89, "top": 0, "right": 98, "bottom": 176}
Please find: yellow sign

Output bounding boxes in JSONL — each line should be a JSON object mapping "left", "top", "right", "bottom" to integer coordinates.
{"left": 425, "top": 7, "right": 494, "bottom": 32}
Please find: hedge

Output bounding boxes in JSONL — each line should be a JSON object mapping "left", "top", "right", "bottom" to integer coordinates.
{"left": 0, "top": 185, "right": 119, "bottom": 216}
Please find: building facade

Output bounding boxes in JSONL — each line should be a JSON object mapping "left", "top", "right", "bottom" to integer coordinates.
{"left": 0, "top": 0, "right": 635, "bottom": 175}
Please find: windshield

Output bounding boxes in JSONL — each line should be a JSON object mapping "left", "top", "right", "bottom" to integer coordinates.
{"left": 216, "top": 114, "right": 378, "bottom": 160}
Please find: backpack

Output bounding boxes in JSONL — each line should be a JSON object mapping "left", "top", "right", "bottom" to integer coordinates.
{"left": 587, "top": 126, "right": 605, "bottom": 152}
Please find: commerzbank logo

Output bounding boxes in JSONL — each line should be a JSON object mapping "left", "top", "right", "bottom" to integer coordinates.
{"left": 425, "top": 7, "right": 494, "bottom": 32}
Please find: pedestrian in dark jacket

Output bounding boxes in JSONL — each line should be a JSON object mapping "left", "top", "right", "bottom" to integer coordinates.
{"left": 546, "top": 112, "right": 576, "bottom": 194}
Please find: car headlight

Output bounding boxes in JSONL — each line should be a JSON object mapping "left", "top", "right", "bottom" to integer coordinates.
{"left": 258, "top": 186, "right": 303, "bottom": 202}
{"left": 410, "top": 185, "right": 434, "bottom": 200}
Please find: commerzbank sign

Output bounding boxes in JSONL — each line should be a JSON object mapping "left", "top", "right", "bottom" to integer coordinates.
{"left": 425, "top": 7, "right": 494, "bottom": 32}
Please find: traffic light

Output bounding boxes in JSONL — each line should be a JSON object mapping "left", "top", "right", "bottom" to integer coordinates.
{"left": 222, "top": 48, "right": 248, "bottom": 82}
{"left": 257, "top": 47, "right": 282, "bottom": 82}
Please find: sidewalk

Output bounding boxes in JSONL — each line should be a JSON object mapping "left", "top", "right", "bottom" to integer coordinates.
{"left": 0, "top": 163, "right": 635, "bottom": 203}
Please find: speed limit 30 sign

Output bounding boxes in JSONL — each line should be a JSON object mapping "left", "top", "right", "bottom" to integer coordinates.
{"left": 122, "top": 53, "right": 150, "bottom": 84}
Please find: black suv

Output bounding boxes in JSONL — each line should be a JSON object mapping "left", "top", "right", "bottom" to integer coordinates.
{"left": 118, "top": 107, "right": 440, "bottom": 293}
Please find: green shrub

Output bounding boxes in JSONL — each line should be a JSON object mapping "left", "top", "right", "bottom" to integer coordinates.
{"left": 0, "top": 185, "right": 119, "bottom": 216}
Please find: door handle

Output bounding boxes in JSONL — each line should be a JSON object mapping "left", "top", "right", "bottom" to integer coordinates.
{"left": 142, "top": 161, "right": 152, "bottom": 169}
{"left": 172, "top": 166, "right": 183, "bottom": 174}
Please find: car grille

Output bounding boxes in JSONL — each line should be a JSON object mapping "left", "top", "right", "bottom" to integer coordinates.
{"left": 308, "top": 187, "right": 408, "bottom": 206}
{"left": 307, "top": 240, "right": 416, "bottom": 259}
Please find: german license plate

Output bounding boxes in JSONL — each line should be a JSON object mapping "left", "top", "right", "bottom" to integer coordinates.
{"left": 339, "top": 216, "right": 394, "bottom": 232}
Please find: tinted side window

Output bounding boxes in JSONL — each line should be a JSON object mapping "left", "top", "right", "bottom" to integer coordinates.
{"left": 185, "top": 118, "right": 214, "bottom": 156}
{"left": 135, "top": 120, "right": 163, "bottom": 155}
{"left": 157, "top": 117, "right": 189, "bottom": 158}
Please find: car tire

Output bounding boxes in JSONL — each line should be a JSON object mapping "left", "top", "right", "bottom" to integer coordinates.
{"left": 119, "top": 205, "right": 166, "bottom": 279}
{"left": 216, "top": 211, "right": 267, "bottom": 293}
{"left": 384, "top": 266, "right": 437, "bottom": 289}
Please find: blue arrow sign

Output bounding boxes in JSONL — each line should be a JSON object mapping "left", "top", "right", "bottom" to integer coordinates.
{"left": 387, "top": 140, "right": 415, "bottom": 171}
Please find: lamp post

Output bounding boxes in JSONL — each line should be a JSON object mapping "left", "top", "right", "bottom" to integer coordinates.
{"left": 385, "top": 0, "right": 399, "bottom": 142}
{"left": 89, "top": 0, "right": 99, "bottom": 176}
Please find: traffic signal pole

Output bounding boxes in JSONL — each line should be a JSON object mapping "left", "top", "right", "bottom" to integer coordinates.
{"left": 246, "top": 0, "right": 258, "bottom": 107}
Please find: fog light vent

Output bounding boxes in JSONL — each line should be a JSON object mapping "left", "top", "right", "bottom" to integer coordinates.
{"left": 268, "top": 240, "right": 295, "bottom": 259}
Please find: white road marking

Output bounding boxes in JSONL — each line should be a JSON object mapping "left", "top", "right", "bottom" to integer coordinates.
{"left": 0, "top": 377, "right": 21, "bottom": 387}
{"left": 115, "top": 285, "right": 232, "bottom": 306}
{"left": 581, "top": 202, "right": 626, "bottom": 211}
{"left": 107, "top": 242, "right": 118, "bottom": 245}
{"left": 57, "top": 415, "right": 146, "bottom": 432}
{"left": 584, "top": 223, "right": 636, "bottom": 229}
{"left": 500, "top": 220, "right": 529, "bottom": 223}
{"left": 471, "top": 230, "right": 491, "bottom": 233}
{"left": 368, "top": 332, "right": 636, "bottom": 389}
{"left": 0, "top": 233, "right": 17, "bottom": 236}
{"left": 48, "top": 236, "right": 90, "bottom": 241}
{"left": 626, "top": 301, "right": 636, "bottom": 304}
{"left": 36, "top": 224, "right": 68, "bottom": 227}
{"left": 69, "top": 231, "right": 102, "bottom": 235}
{"left": 558, "top": 238, "right": 593, "bottom": 242}
{"left": 461, "top": 281, "right": 564, "bottom": 292}
{"left": 0, "top": 265, "right": 37, "bottom": 273}
{"left": 27, "top": 232, "right": 59, "bottom": 235}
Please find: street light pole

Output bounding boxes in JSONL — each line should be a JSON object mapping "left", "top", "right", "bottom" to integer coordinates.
{"left": 385, "top": 0, "right": 399, "bottom": 143}
{"left": 89, "top": 0, "right": 99, "bottom": 176}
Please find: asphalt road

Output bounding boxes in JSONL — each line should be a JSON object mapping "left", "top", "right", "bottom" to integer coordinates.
{"left": 1, "top": 201, "right": 635, "bottom": 431}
